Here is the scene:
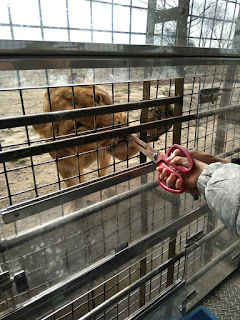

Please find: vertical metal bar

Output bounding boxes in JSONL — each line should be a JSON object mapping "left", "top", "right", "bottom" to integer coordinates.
{"left": 111, "top": 0, "right": 114, "bottom": 43}
{"left": 65, "top": 0, "right": 71, "bottom": 42}
{"left": 129, "top": 0, "right": 133, "bottom": 44}
{"left": 140, "top": 81, "right": 150, "bottom": 232}
{"left": 186, "top": 76, "right": 196, "bottom": 149}
{"left": 111, "top": 83, "right": 116, "bottom": 173}
{"left": 146, "top": 0, "right": 157, "bottom": 45}
{"left": 7, "top": 1, "right": 14, "bottom": 40}
{"left": 71, "top": 86, "right": 81, "bottom": 184}
{"left": 138, "top": 81, "right": 151, "bottom": 308}
{"left": 1, "top": 148, "right": 12, "bottom": 206}
{"left": 166, "top": 78, "right": 184, "bottom": 287}
{"left": 215, "top": 8, "right": 240, "bottom": 154}
{"left": 19, "top": 89, "right": 38, "bottom": 198}
{"left": 188, "top": 0, "right": 195, "bottom": 45}
{"left": 173, "top": 78, "right": 184, "bottom": 144}
{"left": 198, "top": 0, "right": 207, "bottom": 47}
{"left": 208, "top": 1, "right": 218, "bottom": 48}
{"left": 176, "top": 0, "right": 190, "bottom": 46}
{"left": 38, "top": 0, "right": 44, "bottom": 40}
{"left": 90, "top": 0, "right": 93, "bottom": 42}
{"left": 139, "top": 257, "right": 147, "bottom": 307}
{"left": 46, "top": 86, "right": 62, "bottom": 191}
{"left": 218, "top": 0, "right": 228, "bottom": 48}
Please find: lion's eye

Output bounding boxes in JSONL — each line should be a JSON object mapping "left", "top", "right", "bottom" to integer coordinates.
{"left": 75, "top": 122, "right": 84, "bottom": 129}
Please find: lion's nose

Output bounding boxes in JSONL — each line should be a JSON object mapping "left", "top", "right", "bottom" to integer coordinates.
{"left": 114, "top": 117, "right": 122, "bottom": 128}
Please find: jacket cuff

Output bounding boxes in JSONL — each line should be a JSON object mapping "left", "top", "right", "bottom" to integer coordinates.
{"left": 197, "top": 162, "right": 225, "bottom": 198}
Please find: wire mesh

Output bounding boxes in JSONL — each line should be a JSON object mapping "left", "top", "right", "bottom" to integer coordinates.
{"left": 0, "top": 1, "right": 240, "bottom": 319}
{"left": 0, "top": 0, "right": 239, "bottom": 49}
{"left": 0, "top": 72, "right": 239, "bottom": 319}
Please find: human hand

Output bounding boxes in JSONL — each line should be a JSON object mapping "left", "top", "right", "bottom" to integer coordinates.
{"left": 168, "top": 149, "right": 230, "bottom": 165}
{"left": 157, "top": 155, "right": 208, "bottom": 194}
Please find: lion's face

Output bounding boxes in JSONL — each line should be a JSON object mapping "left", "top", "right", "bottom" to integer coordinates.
{"left": 37, "top": 85, "right": 127, "bottom": 148}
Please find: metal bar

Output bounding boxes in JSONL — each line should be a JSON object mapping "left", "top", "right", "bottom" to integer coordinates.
{"left": 80, "top": 254, "right": 186, "bottom": 320}
{"left": 0, "top": 96, "right": 182, "bottom": 129}
{"left": 0, "top": 103, "right": 239, "bottom": 164}
{"left": 7, "top": 133, "right": 237, "bottom": 225}
{"left": 128, "top": 280, "right": 185, "bottom": 320}
{"left": 1, "top": 163, "right": 156, "bottom": 224}
{"left": 215, "top": 64, "right": 239, "bottom": 154}
{"left": 0, "top": 204, "right": 209, "bottom": 320}
{"left": 1, "top": 56, "right": 240, "bottom": 71}
{"left": 139, "top": 81, "right": 151, "bottom": 308}
{"left": 167, "top": 78, "right": 185, "bottom": 287}
{"left": 1, "top": 40, "right": 239, "bottom": 58}
{"left": 187, "top": 239, "right": 240, "bottom": 286}
{"left": 155, "top": 7, "right": 179, "bottom": 23}
{"left": 173, "top": 78, "right": 184, "bottom": 144}
{"left": 176, "top": 0, "right": 190, "bottom": 47}
{"left": 146, "top": 0, "right": 156, "bottom": 45}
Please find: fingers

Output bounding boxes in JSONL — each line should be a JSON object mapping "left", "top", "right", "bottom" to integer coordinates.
{"left": 157, "top": 167, "right": 183, "bottom": 190}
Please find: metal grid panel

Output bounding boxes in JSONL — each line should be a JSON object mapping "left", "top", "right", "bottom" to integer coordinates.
{"left": 0, "top": 66, "right": 239, "bottom": 319}
{"left": 1, "top": 74, "right": 239, "bottom": 212}
{"left": 0, "top": 0, "right": 239, "bottom": 49}
{"left": 0, "top": 2, "right": 239, "bottom": 317}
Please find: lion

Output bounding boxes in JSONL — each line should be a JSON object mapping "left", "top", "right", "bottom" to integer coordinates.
{"left": 33, "top": 85, "right": 173, "bottom": 210}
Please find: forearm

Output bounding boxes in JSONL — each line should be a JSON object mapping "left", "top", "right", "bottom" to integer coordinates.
{"left": 197, "top": 163, "right": 240, "bottom": 236}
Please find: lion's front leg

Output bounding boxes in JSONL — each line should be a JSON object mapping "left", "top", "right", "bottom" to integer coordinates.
{"left": 54, "top": 154, "right": 85, "bottom": 188}
{"left": 98, "top": 149, "right": 112, "bottom": 177}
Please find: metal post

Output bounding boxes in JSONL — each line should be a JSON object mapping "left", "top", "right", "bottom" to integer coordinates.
{"left": 215, "top": 9, "right": 240, "bottom": 155}
{"left": 139, "top": 81, "right": 151, "bottom": 308}
{"left": 166, "top": 78, "right": 184, "bottom": 287}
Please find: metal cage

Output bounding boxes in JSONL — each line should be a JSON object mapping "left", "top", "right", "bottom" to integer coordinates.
{"left": 0, "top": 1, "right": 240, "bottom": 320}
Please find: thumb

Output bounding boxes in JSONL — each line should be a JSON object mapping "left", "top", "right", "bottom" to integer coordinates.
{"left": 166, "top": 148, "right": 184, "bottom": 162}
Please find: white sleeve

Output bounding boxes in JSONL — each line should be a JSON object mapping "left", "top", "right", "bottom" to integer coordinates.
{"left": 197, "top": 162, "right": 240, "bottom": 236}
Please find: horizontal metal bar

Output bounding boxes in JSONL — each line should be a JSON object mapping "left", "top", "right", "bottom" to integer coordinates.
{"left": 0, "top": 203, "right": 209, "bottom": 320}
{"left": 133, "top": 239, "right": 240, "bottom": 320}
{"left": 0, "top": 96, "right": 181, "bottom": 129}
{"left": 0, "top": 103, "right": 239, "bottom": 163}
{"left": 1, "top": 56, "right": 239, "bottom": 71}
{"left": 1, "top": 162, "right": 156, "bottom": 224}
{"left": 155, "top": 7, "right": 179, "bottom": 23}
{"left": 185, "top": 224, "right": 226, "bottom": 253}
{"left": 1, "top": 40, "right": 239, "bottom": 58}
{"left": 0, "top": 178, "right": 160, "bottom": 244}
{"left": 0, "top": 41, "right": 240, "bottom": 71}
{"left": 128, "top": 280, "right": 185, "bottom": 320}
{"left": 8, "top": 141, "right": 238, "bottom": 225}
{"left": 187, "top": 239, "right": 240, "bottom": 286}
{"left": 80, "top": 255, "right": 185, "bottom": 320}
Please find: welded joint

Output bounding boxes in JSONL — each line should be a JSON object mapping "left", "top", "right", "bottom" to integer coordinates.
{"left": 185, "top": 229, "right": 205, "bottom": 249}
